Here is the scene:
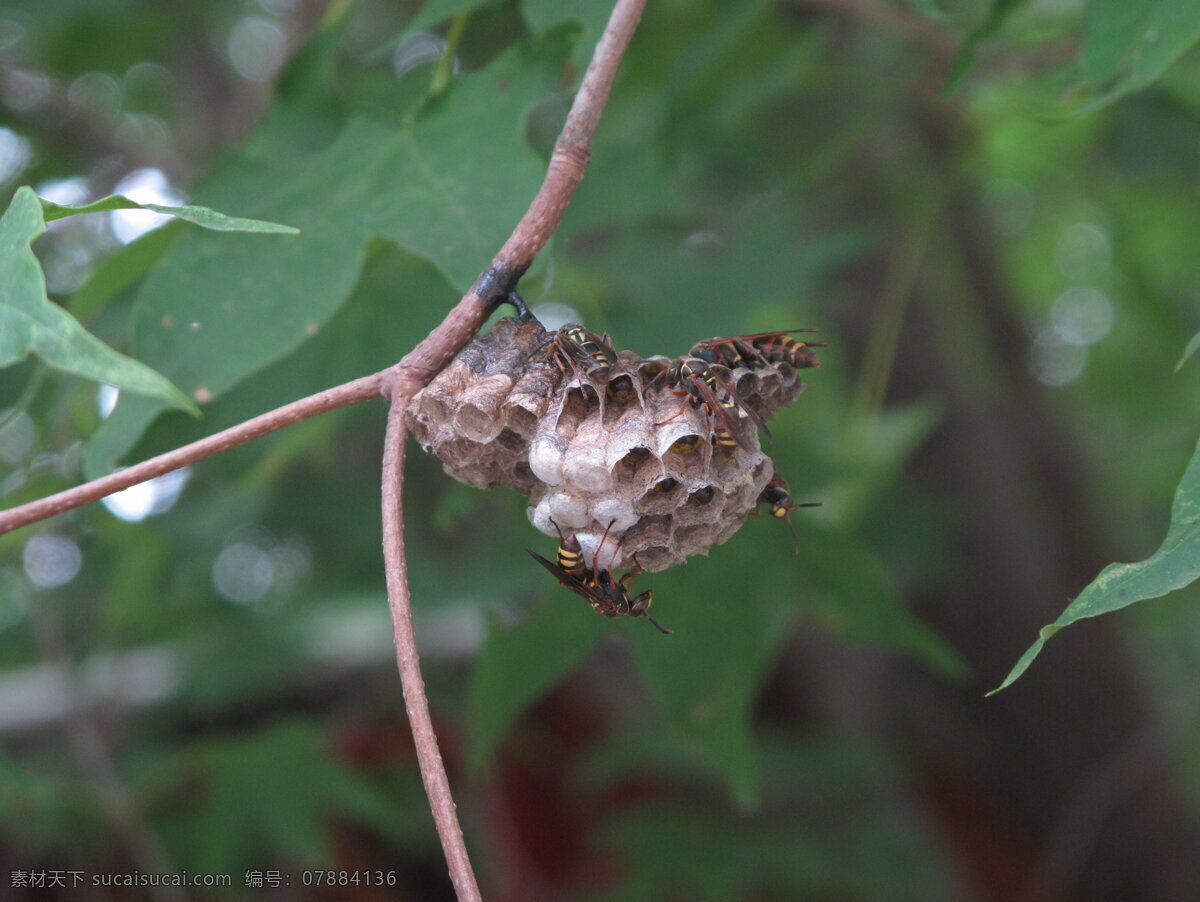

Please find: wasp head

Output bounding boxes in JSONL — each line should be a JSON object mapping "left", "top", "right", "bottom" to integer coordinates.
{"left": 629, "top": 590, "right": 653, "bottom": 616}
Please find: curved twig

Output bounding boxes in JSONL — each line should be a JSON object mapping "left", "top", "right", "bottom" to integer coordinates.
{"left": 379, "top": 3, "right": 647, "bottom": 896}
{"left": 381, "top": 404, "right": 480, "bottom": 899}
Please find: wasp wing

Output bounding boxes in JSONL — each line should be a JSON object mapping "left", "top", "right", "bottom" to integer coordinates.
{"left": 687, "top": 364, "right": 770, "bottom": 446}
{"left": 734, "top": 328, "right": 822, "bottom": 341}
{"left": 528, "top": 550, "right": 609, "bottom": 608}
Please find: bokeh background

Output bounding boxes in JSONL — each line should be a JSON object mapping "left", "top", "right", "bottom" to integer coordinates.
{"left": 2, "top": 1, "right": 1200, "bottom": 899}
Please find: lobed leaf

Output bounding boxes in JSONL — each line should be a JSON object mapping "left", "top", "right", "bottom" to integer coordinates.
{"left": 522, "top": 0, "right": 614, "bottom": 40}
{"left": 1076, "top": 0, "right": 1200, "bottom": 109}
{"left": 0, "top": 187, "right": 196, "bottom": 414}
{"left": 39, "top": 195, "right": 300, "bottom": 233}
{"left": 410, "top": 0, "right": 485, "bottom": 31}
{"left": 66, "top": 222, "right": 181, "bottom": 320}
{"left": 993, "top": 432, "right": 1200, "bottom": 692}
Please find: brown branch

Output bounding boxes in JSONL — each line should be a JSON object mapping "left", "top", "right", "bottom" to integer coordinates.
{"left": 0, "top": 372, "right": 384, "bottom": 536}
{"left": 377, "top": 2, "right": 647, "bottom": 897}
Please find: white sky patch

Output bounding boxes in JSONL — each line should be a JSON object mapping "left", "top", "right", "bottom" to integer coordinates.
{"left": 23, "top": 535, "right": 82, "bottom": 589}
{"left": 1054, "top": 222, "right": 1110, "bottom": 283}
{"left": 97, "top": 383, "right": 119, "bottom": 420}
{"left": 1030, "top": 341, "right": 1087, "bottom": 387}
{"left": 108, "top": 167, "right": 185, "bottom": 244}
{"left": 2, "top": 67, "right": 52, "bottom": 112}
{"left": 0, "top": 127, "right": 32, "bottom": 184}
{"left": 36, "top": 176, "right": 90, "bottom": 207}
{"left": 212, "top": 542, "right": 275, "bottom": 604}
{"left": 531, "top": 303, "right": 581, "bottom": 331}
{"left": 1051, "top": 287, "right": 1114, "bottom": 346}
{"left": 393, "top": 32, "right": 449, "bottom": 78}
{"left": 228, "top": 16, "right": 287, "bottom": 83}
{"left": 101, "top": 468, "right": 191, "bottom": 522}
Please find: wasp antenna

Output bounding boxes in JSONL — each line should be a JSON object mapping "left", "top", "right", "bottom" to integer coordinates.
{"left": 647, "top": 616, "right": 673, "bottom": 635}
{"left": 547, "top": 516, "right": 570, "bottom": 544}
{"left": 786, "top": 515, "right": 801, "bottom": 555}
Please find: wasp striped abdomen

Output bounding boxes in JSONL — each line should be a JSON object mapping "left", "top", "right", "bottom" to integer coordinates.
{"left": 690, "top": 330, "right": 824, "bottom": 372}
{"left": 752, "top": 333, "right": 821, "bottom": 370}
{"left": 561, "top": 325, "right": 618, "bottom": 382}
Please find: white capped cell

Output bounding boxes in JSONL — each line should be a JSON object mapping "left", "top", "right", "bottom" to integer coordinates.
{"left": 590, "top": 499, "right": 638, "bottom": 533}
{"left": 529, "top": 434, "right": 566, "bottom": 485}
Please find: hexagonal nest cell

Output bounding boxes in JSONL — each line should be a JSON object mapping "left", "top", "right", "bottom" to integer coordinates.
{"left": 405, "top": 316, "right": 816, "bottom": 572}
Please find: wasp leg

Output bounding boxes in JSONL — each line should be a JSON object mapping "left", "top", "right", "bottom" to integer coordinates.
{"left": 618, "top": 554, "right": 645, "bottom": 589}
{"left": 654, "top": 393, "right": 692, "bottom": 427}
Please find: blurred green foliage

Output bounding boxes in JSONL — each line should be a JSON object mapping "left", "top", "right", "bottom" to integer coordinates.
{"left": 2, "top": 0, "right": 1200, "bottom": 898}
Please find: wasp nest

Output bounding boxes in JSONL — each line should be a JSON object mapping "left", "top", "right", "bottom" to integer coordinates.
{"left": 406, "top": 317, "right": 810, "bottom": 572}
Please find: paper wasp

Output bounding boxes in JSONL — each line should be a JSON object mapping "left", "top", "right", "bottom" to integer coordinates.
{"left": 539, "top": 324, "right": 643, "bottom": 409}
{"left": 690, "top": 330, "right": 824, "bottom": 372}
{"left": 753, "top": 466, "right": 820, "bottom": 553}
{"left": 653, "top": 357, "right": 769, "bottom": 452}
{"left": 540, "top": 323, "right": 617, "bottom": 382}
{"left": 528, "top": 519, "right": 671, "bottom": 634}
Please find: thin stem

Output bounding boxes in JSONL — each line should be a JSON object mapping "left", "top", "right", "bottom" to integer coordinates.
{"left": 377, "top": 2, "right": 647, "bottom": 897}
{"left": 431, "top": 12, "right": 469, "bottom": 96}
{"left": 849, "top": 187, "right": 944, "bottom": 433}
{"left": 0, "top": 371, "right": 385, "bottom": 536}
{"left": 381, "top": 407, "right": 479, "bottom": 900}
